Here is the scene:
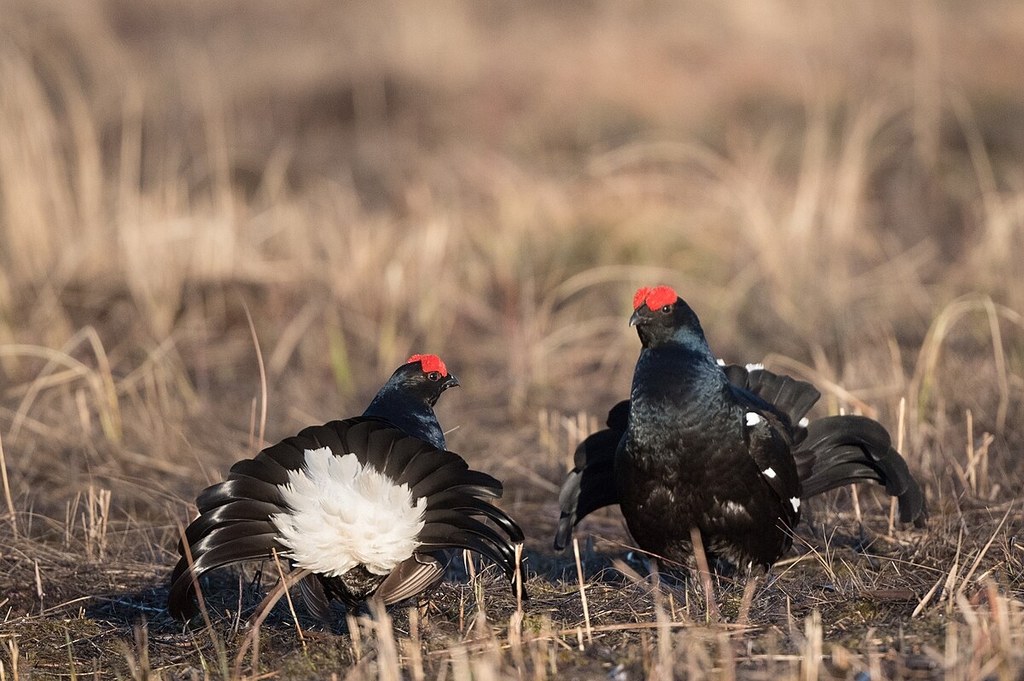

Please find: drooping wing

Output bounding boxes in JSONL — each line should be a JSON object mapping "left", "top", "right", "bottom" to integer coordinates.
{"left": 375, "top": 553, "right": 446, "bottom": 605}
{"left": 738, "top": 405, "right": 803, "bottom": 529}
{"left": 297, "top": 574, "right": 332, "bottom": 623}
{"left": 553, "top": 400, "right": 629, "bottom": 551}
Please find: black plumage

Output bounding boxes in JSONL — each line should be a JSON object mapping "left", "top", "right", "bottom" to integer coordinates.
{"left": 554, "top": 286, "right": 925, "bottom": 569}
{"left": 169, "top": 355, "right": 524, "bottom": 621}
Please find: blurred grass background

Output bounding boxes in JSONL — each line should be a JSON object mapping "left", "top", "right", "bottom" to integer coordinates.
{"left": 0, "top": 0, "right": 1022, "bottom": 677}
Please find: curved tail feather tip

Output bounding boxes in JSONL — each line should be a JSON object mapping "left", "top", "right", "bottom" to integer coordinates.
{"left": 797, "top": 415, "right": 926, "bottom": 525}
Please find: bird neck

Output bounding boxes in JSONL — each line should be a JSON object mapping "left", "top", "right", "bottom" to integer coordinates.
{"left": 629, "top": 344, "right": 728, "bottom": 423}
{"left": 362, "top": 386, "right": 446, "bottom": 450}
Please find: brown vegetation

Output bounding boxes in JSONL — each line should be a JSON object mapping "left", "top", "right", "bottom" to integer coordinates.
{"left": 1, "top": 0, "right": 1022, "bottom": 678}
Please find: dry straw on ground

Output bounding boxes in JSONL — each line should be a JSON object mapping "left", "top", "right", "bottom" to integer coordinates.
{"left": 1, "top": 0, "right": 1023, "bottom": 678}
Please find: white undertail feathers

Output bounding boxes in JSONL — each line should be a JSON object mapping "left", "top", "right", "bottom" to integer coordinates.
{"left": 272, "top": 448, "right": 426, "bottom": 576}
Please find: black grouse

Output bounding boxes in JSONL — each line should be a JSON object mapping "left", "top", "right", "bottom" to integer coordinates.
{"left": 169, "top": 354, "right": 525, "bottom": 621}
{"left": 554, "top": 286, "right": 925, "bottom": 570}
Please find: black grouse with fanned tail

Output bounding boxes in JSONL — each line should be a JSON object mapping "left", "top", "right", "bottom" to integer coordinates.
{"left": 554, "top": 286, "right": 925, "bottom": 569}
{"left": 168, "top": 355, "right": 525, "bottom": 622}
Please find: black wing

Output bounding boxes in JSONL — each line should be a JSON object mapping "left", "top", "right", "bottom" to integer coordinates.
{"left": 375, "top": 553, "right": 446, "bottom": 605}
{"left": 738, "top": 406, "right": 803, "bottom": 529}
{"left": 553, "top": 400, "right": 629, "bottom": 551}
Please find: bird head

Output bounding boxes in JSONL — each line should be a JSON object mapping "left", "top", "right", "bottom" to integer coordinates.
{"left": 390, "top": 354, "right": 460, "bottom": 406}
{"left": 629, "top": 285, "right": 709, "bottom": 350}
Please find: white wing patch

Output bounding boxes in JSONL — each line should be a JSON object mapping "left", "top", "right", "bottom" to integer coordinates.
{"left": 272, "top": 448, "right": 426, "bottom": 577}
{"left": 790, "top": 497, "right": 801, "bottom": 512}
{"left": 745, "top": 363, "right": 764, "bottom": 371}
{"left": 799, "top": 417, "right": 810, "bottom": 427}
{"left": 762, "top": 467, "right": 777, "bottom": 479}
{"left": 745, "top": 412, "right": 763, "bottom": 427}
{"left": 716, "top": 358, "right": 726, "bottom": 366}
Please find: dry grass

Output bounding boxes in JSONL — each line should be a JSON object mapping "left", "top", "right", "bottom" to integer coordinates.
{"left": 1, "top": 0, "right": 1023, "bottom": 678}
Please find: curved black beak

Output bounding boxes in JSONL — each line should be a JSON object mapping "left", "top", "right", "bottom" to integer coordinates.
{"left": 629, "top": 306, "right": 651, "bottom": 327}
{"left": 443, "top": 373, "right": 460, "bottom": 390}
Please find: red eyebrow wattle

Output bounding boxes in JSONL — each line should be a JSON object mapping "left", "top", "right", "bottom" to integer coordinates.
{"left": 636, "top": 285, "right": 677, "bottom": 310}
{"left": 633, "top": 287, "right": 652, "bottom": 310}
{"left": 407, "top": 354, "right": 448, "bottom": 376}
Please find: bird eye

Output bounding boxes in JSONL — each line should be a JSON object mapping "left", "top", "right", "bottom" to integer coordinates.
{"left": 660, "top": 305, "right": 672, "bottom": 313}
{"left": 427, "top": 371, "right": 441, "bottom": 381}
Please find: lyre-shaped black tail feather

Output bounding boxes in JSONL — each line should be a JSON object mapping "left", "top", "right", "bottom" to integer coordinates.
{"left": 796, "top": 415, "right": 926, "bottom": 524}
{"left": 426, "top": 489, "right": 525, "bottom": 542}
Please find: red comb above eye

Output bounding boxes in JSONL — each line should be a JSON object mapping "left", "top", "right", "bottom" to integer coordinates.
{"left": 644, "top": 285, "right": 678, "bottom": 310}
{"left": 634, "top": 285, "right": 678, "bottom": 310}
{"left": 633, "top": 287, "right": 652, "bottom": 310}
{"left": 407, "top": 354, "right": 448, "bottom": 376}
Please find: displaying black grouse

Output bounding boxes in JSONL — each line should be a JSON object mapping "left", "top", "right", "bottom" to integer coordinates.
{"left": 169, "top": 354, "right": 525, "bottom": 621}
{"left": 554, "top": 286, "right": 925, "bottom": 569}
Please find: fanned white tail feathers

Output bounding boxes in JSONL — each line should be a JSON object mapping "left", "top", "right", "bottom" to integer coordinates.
{"left": 169, "top": 419, "right": 524, "bottom": 620}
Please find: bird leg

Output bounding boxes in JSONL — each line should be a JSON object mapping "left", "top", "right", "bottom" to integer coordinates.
{"left": 737, "top": 573, "right": 760, "bottom": 626}
{"left": 689, "top": 527, "right": 721, "bottom": 622}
